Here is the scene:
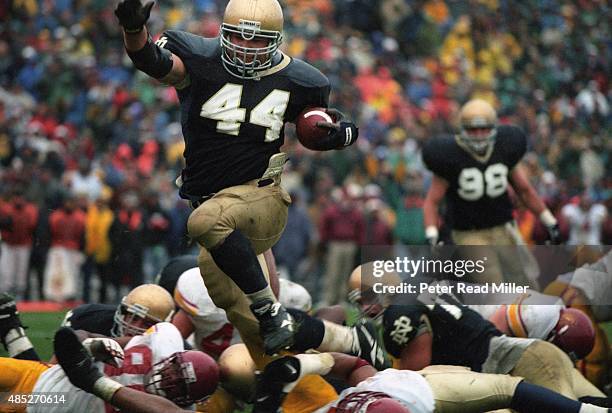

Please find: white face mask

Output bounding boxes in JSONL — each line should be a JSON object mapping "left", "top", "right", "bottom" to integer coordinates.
{"left": 460, "top": 126, "right": 497, "bottom": 154}
{"left": 220, "top": 21, "right": 282, "bottom": 79}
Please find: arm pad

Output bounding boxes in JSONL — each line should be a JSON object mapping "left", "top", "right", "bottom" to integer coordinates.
{"left": 127, "top": 36, "right": 174, "bottom": 79}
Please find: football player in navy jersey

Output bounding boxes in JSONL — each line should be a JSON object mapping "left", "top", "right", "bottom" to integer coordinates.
{"left": 422, "top": 99, "right": 561, "bottom": 285}
{"left": 381, "top": 293, "right": 607, "bottom": 403}
{"left": 114, "top": 0, "right": 358, "bottom": 366}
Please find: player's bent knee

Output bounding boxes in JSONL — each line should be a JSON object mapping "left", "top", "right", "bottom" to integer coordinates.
{"left": 187, "top": 200, "right": 224, "bottom": 248}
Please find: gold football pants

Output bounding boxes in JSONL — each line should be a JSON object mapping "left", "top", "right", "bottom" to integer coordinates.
{"left": 510, "top": 340, "right": 604, "bottom": 400}
{"left": 418, "top": 365, "right": 522, "bottom": 412}
{"left": 189, "top": 183, "right": 337, "bottom": 412}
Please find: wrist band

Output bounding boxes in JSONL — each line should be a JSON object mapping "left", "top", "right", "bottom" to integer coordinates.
{"left": 539, "top": 209, "right": 557, "bottom": 227}
{"left": 425, "top": 226, "right": 439, "bottom": 240}
{"left": 93, "top": 377, "right": 124, "bottom": 402}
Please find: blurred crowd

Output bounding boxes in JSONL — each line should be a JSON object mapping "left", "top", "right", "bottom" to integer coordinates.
{"left": 0, "top": 0, "right": 609, "bottom": 304}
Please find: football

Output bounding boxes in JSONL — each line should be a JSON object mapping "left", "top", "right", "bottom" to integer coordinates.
{"left": 295, "top": 107, "right": 334, "bottom": 150}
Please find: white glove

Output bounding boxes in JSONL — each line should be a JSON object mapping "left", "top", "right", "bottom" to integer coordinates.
{"left": 82, "top": 338, "right": 124, "bottom": 368}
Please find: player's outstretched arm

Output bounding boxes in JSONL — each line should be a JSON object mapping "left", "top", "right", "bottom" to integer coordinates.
{"left": 423, "top": 175, "right": 448, "bottom": 246}
{"left": 114, "top": 0, "right": 187, "bottom": 86}
{"left": 111, "top": 387, "right": 187, "bottom": 413}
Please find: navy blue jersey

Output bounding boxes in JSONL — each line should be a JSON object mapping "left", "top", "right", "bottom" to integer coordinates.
{"left": 158, "top": 31, "right": 330, "bottom": 199}
{"left": 422, "top": 125, "right": 527, "bottom": 230}
{"left": 382, "top": 294, "right": 501, "bottom": 371}
{"left": 61, "top": 303, "right": 115, "bottom": 336}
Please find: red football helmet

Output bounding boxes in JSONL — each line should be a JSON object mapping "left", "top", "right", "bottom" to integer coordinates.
{"left": 145, "top": 350, "right": 219, "bottom": 406}
{"left": 548, "top": 308, "right": 595, "bottom": 360}
{"left": 335, "top": 391, "right": 411, "bottom": 413}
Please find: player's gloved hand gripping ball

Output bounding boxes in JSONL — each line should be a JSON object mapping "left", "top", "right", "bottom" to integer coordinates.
{"left": 296, "top": 107, "right": 359, "bottom": 150}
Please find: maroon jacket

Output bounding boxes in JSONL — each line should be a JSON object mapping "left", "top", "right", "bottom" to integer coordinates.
{"left": 319, "top": 204, "right": 365, "bottom": 244}
{"left": 0, "top": 201, "right": 38, "bottom": 246}
{"left": 49, "top": 208, "right": 86, "bottom": 250}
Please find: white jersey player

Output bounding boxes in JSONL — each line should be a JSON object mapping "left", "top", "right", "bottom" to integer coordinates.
{"left": 29, "top": 322, "right": 184, "bottom": 413}
{"left": 469, "top": 290, "right": 565, "bottom": 337}
{"left": 173, "top": 267, "right": 242, "bottom": 358}
{"left": 172, "top": 268, "right": 313, "bottom": 358}
{"left": 314, "top": 368, "right": 435, "bottom": 413}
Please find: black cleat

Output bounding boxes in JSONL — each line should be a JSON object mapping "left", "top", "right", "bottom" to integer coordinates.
{"left": 351, "top": 319, "right": 391, "bottom": 370}
{"left": 54, "top": 327, "right": 103, "bottom": 393}
{"left": 252, "top": 356, "right": 301, "bottom": 413}
{"left": 250, "top": 299, "right": 295, "bottom": 355}
{"left": 0, "top": 293, "right": 23, "bottom": 342}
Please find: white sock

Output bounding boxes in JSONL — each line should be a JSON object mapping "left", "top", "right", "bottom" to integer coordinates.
{"left": 282, "top": 353, "right": 335, "bottom": 393}
{"left": 579, "top": 404, "right": 607, "bottom": 413}
{"left": 247, "top": 285, "right": 277, "bottom": 304}
{"left": 317, "top": 320, "right": 355, "bottom": 353}
{"left": 5, "top": 328, "right": 34, "bottom": 357}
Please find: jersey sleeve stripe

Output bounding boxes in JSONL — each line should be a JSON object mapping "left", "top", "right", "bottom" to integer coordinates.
{"left": 174, "top": 289, "right": 199, "bottom": 316}
{"left": 506, "top": 304, "right": 528, "bottom": 338}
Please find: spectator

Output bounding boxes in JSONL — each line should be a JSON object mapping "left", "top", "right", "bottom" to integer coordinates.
{"left": 576, "top": 81, "right": 610, "bottom": 121}
{"left": 83, "top": 190, "right": 114, "bottom": 303}
{"left": 318, "top": 186, "right": 365, "bottom": 306}
{"left": 272, "top": 191, "right": 314, "bottom": 281}
{"left": 63, "top": 158, "right": 104, "bottom": 202}
{"left": 141, "top": 190, "right": 171, "bottom": 283}
{"left": 0, "top": 191, "right": 39, "bottom": 299}
{"left": 109, "top": 191, "right": 145, "bottom": 303}
{"left": 44, "top": 194, "right": 86, "bottom": 302}
{"left": 561, "top": 194, "right": 608, "bottom": 246}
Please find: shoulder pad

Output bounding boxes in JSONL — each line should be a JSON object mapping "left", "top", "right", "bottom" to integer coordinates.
{"left": 422, "top": 135, "right": 455, "bottom": 175}
{"left": 174, "top": 268, "right": 206, "bottom": 316}
{"left": 283, "top": 58, "right": 330, "bottom": 89}
{"left": 497, "top": 125, "right": 527, "bottom": 167}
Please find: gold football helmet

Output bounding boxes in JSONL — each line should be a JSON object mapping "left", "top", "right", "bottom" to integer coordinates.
{"left": 459, "top": 99, "right": 498, "bottom": 154}
{"left": 218, "top": 343, "right": 257, "bottom": 401}
{"left": 220, "top": 0, "right": 284, "bottom": 79}
{"left": 112, "top": 284, "right": 175, "bottom": 337}
{"left": 347, "top": 263, "right": 401, "bottom": 322}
